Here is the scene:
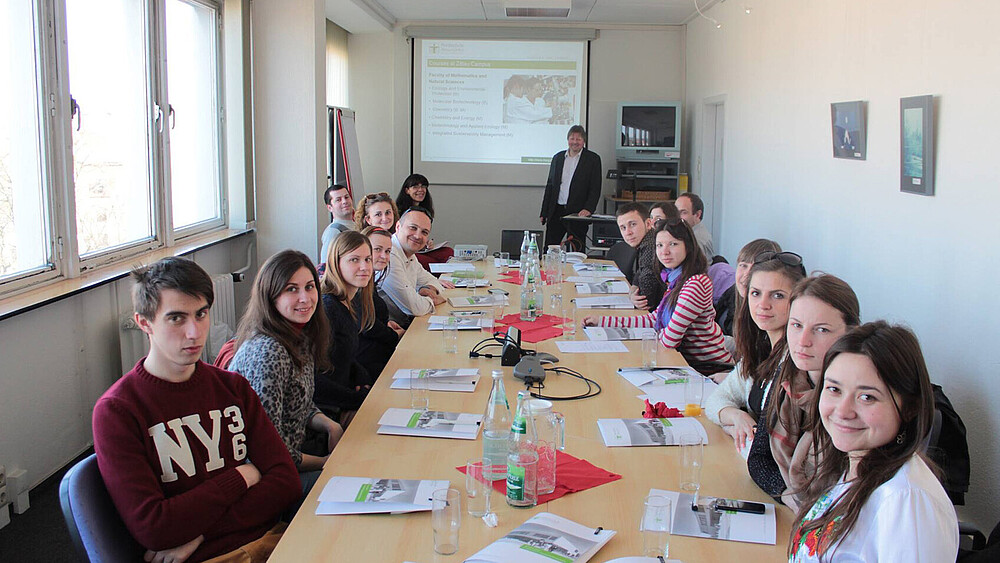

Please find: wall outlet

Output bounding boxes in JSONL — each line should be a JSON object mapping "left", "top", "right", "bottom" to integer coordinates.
{"left": 7, "top": 469, "right": 28, "bottom": 514}
{"left": 0, "top": 485, "right": 8, "bottom": 505}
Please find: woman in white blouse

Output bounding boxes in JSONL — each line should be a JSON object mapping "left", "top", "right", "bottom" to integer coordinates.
{"left": 788, "top": 321, "right": 958, "bottom": 561}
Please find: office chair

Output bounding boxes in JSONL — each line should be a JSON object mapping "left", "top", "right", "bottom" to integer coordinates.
{"left": 605, "top": 241, "right": 635, "bottom": 280}
{"left": 59, "top": 454, "right": 144, "bottom": 563}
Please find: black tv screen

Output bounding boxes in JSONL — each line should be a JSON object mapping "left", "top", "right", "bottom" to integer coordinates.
{"left": 621, "top": 106, "right": 677, "bottom": 148}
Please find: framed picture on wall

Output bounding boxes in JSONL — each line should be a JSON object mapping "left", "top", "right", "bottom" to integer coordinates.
{"left": 900, "top": 95, "right": 935, "bottom": 196}
{"left": 830, "top": 101, "right": 867, "bottom": 160}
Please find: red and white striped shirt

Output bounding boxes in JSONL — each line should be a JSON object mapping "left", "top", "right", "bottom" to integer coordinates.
{"left": 597, "top": 273, "right": 733, "bottom": 363}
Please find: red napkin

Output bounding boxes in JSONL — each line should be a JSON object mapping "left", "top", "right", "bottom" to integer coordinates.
{"left": 495, "top": 313, "right": 569, "bottom": 343}
{"left": 520, "top": 326, "right": 563, "bottom": 343}
{"left": 642, "top": 399, "right": 684, "bottom": 418}
{"left": 498, "top": 272, "right": 551, "bottom": 285}
{"left": 457, "top": 450, "right": 621, "bottom": 504}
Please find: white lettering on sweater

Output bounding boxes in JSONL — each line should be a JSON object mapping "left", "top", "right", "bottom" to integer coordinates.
{"left": 148, "top": 406, "right": 246, "bottom": 483}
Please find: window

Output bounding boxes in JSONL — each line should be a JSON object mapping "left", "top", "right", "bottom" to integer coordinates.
{"left": 0, "top": 0, "right": 228, "bottom": 293}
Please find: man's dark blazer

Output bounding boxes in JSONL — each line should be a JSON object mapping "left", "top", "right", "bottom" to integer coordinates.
{"left": 540, "top": 148, "right": 603, "bottom": 220}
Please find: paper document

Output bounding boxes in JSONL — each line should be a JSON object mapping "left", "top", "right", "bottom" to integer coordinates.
{"left": 565, "top": 276, "right": 616, "bottom": 283}
{"left": 427, "top": 316, "right": 494, "bottom": 330}
{"left": 464, "top": 512, "right": 615, "bottom": 563}
{"left": 597, "top": 417, "right": 709, "bottom": 447}
{"left": 572, "top": 263, "right": 624, "bottom": 277}
{"left": 392, "top": 368, "right": 480, "bottom": 379}
{"left": 555, "top": 340, "right": 629, "bottom": 354}
{"left": 648, "top": 488, "right": 777, "bottom": 545}
{"left": 430, "top": 262, "right": 475, "bottom": 273}
{"left": 574, "top": 281, "right": 630, "bottom": 294}
{"left": 441, "top": 276, "right": 490, "bottom": 288}
{"left": 449, "top": 295, "right": 509, "bottom": 307}
{"left": 376, "top": 408, "right": 483, "bottom": 440}
{"left": 574, "top": 296, "right": 633, "bottom": 309}
{"left": 618, "top": 367, "right": 719, "bottom": 409}
{"left": 390, "top": 368, "right": 480, "bottom": 392}
{"left": 584, "top": 326, "right": 656, "bottom": 341}
{"left": 316, "top": 476, "right": 449, "bottom": 515}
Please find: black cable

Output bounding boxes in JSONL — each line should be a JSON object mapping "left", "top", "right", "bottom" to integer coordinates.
{"left": 524, "top": 366, "right": 602, "bottom": 401}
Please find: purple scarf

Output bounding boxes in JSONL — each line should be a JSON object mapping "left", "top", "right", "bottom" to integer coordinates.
{"left": 654, "top": 268, "right": 683, "bottom": 331}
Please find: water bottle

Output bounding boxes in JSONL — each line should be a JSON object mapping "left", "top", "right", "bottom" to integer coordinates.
{"left": 520, "top": 245, "right": 541, "bottom": 321}
{"left": 519, "top": 230, "right": 530, "bottom": 267}
{"left": 506, "top": 391, "right": 539, "bottom": 507}
{"left": 482, "top": 370, "right": 511, "bottom": 480}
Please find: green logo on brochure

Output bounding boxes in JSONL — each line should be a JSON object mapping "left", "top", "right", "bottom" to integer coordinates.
{"left": 657, "top": 418, "right": 673, "bottom": 427}
{"left": 354, "top": 484, "right": 371, "bottom": 502}
{"left": 520, "top": 544, "right": 573, "bottom": 563}
{"left": 407, "top": 412, "right": 422, "bottom": 428}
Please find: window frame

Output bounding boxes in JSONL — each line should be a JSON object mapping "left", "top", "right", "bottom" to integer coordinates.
{"left": 0, "top": 0, "right": 230, "bottom": 295}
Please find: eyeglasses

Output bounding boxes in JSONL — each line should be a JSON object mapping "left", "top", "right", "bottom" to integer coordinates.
{"left": 753, "top": 251, "right": 803, "bottom": 267}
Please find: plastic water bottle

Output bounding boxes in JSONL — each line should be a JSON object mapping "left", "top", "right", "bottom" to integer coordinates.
{"left": 520, "top": 240, "right": 541, "bottom": 321}
{"left": 482, "top": 370, "right": 511, "bottom": 480}
{"left": 506, "top": 391, "right": 539, "bottom": 507}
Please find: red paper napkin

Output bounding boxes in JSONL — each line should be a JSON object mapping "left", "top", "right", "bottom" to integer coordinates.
{"left": 497, "top": 272, "right": 552, "bottom": 285}
{"left": 520, "top": 325, "right": 563, "bottom": 343}
{"left": 495, "top": 313, "right": 569, "bottom": 343}
{"left": 456, "top": 450, "right": 621, "bottom": 504}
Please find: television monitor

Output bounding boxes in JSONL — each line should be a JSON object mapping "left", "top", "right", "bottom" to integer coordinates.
{"left": 616, "top": 102, "right": 682, "bottom": 161}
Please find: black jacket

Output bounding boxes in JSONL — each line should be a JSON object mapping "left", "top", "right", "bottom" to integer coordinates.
{"left": 540, "top": 148, "right": 602, "bottom": 219}
{"left": 315, "top": 294, "right": 371, "bottom": 413}
{"left": 356, "top": 291, "right": 399, "bottom": 380}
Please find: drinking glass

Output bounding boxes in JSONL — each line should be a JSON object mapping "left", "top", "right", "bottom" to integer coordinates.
{"left": 684, "top": 374, "right": 705, "bottom": 416}
{"left": 640, "top": 494, "right": 672, "bottom": 558}
{"left": 431, "top": 488, "right": 461, "bottom": 555}
{"left": 548, "top": 292, "right": 562, "bottom": 319}
{"left": 465, "top": 458, "right": 492, "bottom": 517}
{"left": 679, "top": 432, "right": 704, "bottom": 494}
{"left": 641, "top": 332, "right": 657, "bottom": 369}
{"left": 499, "top": 252, "right": 510, "bottom": 274}
{"left": 409, "top": 369, "right": 429, "bottom": 411}
{"left": 562, "top": 298, "right": 577, "bottom": 339}
{"left": 442, "top": 316, "right": 458, "bottom": 354}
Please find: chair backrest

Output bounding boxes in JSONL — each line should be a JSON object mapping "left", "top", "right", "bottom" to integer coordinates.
{"left": 605, "top": 241, "right": 636, "bottom": 281}
{"left": 59, "top": 454, "right": 144, "bottom": 563}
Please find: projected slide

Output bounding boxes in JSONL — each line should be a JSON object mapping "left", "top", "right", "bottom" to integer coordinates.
{"left": 420, "top": 39, "right": 586, "bottom": 166}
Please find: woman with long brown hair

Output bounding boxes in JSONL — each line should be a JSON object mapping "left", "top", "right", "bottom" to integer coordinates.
{"left": 789, "top": 321, "right": 957, "bottom": 561}
{"left": 354, "top": 192, "right": 399, "bottom": 232}
{"left": 582, "top": 218, "right": 732, "bottom": 365}
{"left": 767, "top": 274, "right": 860, "bottom": 509}
{"left": 316, "top": 231, "right": 377, "bottom": 425}
{"left": 229, "top": 250, "right": 344, "bottom": 482}
{"left": 357, "top": 226, "right": 404, "bottom": 378}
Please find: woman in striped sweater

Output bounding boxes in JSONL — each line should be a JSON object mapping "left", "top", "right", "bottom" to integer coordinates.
{"left": 583, "top": 218, "right": 733, "bottom": 368}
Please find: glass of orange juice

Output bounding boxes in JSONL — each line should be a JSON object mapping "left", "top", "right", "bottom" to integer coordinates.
{"left": 684, "top": 374, "right": 705, "bottom": 416}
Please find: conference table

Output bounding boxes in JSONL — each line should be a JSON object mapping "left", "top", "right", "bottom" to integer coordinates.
{"left": 269, "top": 260, "right": 793, "bottom": 562}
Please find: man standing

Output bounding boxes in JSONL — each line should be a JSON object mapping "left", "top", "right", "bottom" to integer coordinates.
{"left": 675, "top": 192, "right": 715, "bottom": 260}
{"left": 381, "top": 207, "right": 455, "bottom": 327}
{"left": 615, "top": 202, "right": 665, "bottom": 312}
{"left": 540, "top": 125, "right": 603, "bottom": 250}
{"left": 93, "top": 257, "right": 300, "bottom": 562}
{"left": 319, "top": 184, "right": 356, "bottom": 265}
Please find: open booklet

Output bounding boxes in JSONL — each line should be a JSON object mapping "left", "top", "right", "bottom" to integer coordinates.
{"left": 616, "top": 367, "right": 719, "bottom": 409}
{"left": 574, "top": 281, "right": 630, "bottom": 294}
{"left": 376, "top": 408, "right": 482, "bottom": 440}
{"left": 648, "top": 488, "right": 777, "bottom": 545}
{"left": 464, "top": 512, "right": 616, "bottom": 563}
{"left": 440, "top": 274, "right": 490, "bottom": 288}
{"left": 584, "top": 326, "right": 656, "bottom": 341}
{"left": 572, "top": 263, "right": 625, "bottom": 277}
{"left": 574, "top": 295, "right": 633, "bottom": 309}
{"left": 597, "top": 417, "right": 709, "bottom": 447}
{"left": 430, "top": 262, "right": 475, "bottom": 273}
{"left": 449, "top": 294, "right": 509, "bottom": 307}
{"left": 389, "top": 368, "right": 480, "bottom": 393}
{"left": 315, "top": 476, "right": 449, "bottom": 515}
{"left": 428, "top": 315, "right": 494, "bottom": 330}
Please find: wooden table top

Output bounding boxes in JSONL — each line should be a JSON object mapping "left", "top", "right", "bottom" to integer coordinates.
{"left": 269, "top": 261, "right": 793, "bottom": 562}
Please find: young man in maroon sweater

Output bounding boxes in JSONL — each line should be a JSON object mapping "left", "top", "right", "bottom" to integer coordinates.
{"left": 93, "top": 257, "right": 300, "bottom": 562}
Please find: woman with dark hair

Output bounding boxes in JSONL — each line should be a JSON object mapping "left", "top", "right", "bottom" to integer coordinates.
{"left": 768, "top": 274, "right": 860, "bottom": 509}
{"left": 648, "top": 201, "right": 679, "bottom": 225}
{"left": 354, "top": 192, "right": 399, "bottom": 233}
{"left": 704, "top": 251, "right": 806, "bottom": 457}
{"left": 395, "top": 173, "right": 454, "bottom": 268}
{"left": 357, "top": 226, "right": 404, "bottom": 377}
{"left": 789, "top": 321, "right": 958, "bottom": 561}
{"left": 229, "top": 250, "right": 344, "bottom": 484}
{"left": 396, "top": 174, "right": 435, "bottom": 218}
{"left": 316, "top": 231, "right": 377, "bottom": 425}
{"left": 582, "top": 218, "right": 732, "bottom": 365}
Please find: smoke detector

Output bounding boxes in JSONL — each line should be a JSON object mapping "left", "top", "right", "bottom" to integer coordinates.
{"left": 503, "top": 0, "right": 572, "bottom": 18}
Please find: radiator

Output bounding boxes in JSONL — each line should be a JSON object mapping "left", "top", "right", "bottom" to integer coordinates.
{"left": 118, "top": 274, "right": 239, "bottom": 371}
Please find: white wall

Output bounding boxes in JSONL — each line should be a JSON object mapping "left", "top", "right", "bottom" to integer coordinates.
{"left": 345, "top": 26, "right": 685, "bottom": 251}
{"left": 0, "top": 235, "right": 256, "bottom": 490}
{"left": 686, "top": 0, "right": 1000, "bottom": 529}
{"left": 252, "top": 0, "right": 327, "bottom": 260}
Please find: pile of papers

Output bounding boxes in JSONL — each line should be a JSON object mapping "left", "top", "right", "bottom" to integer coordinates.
{"left": 572, "top": 263, "right": 624, "bottom": 277}
{"left": 616, "top": 367, "right": 719, "bottom": 410}
{"left": 465, "top": 512, "right": 615, "bottom": 562}
{"left": 389, "top": 368, "right": 481, "bottom": 393}
{"left": 583, "top": 326, "right": 656, "bottom": 341}
{"left": 429, "top": 262, "right": 475, "bottom": 273}
{"left": 316, "top": 476, "right": 449, "bottom": 515}
{"left": 646, "top": 488, "right": 777, "bottom": 545}
{"left": 555, "top": 340, "right": 629, "bottom": 354}
{"left": 597, "top": 417, "right": 709, "bottom": 447}
{"left": 427, "top": 315, "right": 494, "bottom": 330}
{"left": 573, "top": 295, "right": 633, "bottom": 309}
{"left": 574, "top": 280, "right": 630, "bottom": 294}
{"left": 449, "top": 294, "right": 509, "bottom": 307}
{"left": 376, "top": 408, "right": 482, "bottom": 440}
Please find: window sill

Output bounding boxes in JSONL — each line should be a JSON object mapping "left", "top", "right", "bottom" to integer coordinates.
{"left": 0, "top": 228, "right": 254, "bottom": 322}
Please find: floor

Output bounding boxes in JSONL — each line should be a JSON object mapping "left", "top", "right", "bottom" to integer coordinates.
{"left": 0, "top": 450, "right": 89, "bottom": 563}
